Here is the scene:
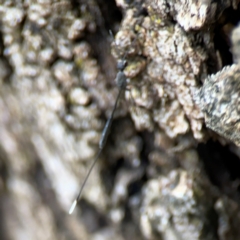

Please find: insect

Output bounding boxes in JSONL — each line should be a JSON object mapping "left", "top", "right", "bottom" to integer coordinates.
{"left": 69, "top": 36, "right": 132, "bottom": 214}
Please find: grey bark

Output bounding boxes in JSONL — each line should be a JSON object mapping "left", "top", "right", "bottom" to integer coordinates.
{"left": 1, "top": 1, "right": 240, "bottom": 240}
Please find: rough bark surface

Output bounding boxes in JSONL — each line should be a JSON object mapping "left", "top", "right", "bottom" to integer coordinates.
{"left": 1, "top": 1, "right": 240, "bottom": 240}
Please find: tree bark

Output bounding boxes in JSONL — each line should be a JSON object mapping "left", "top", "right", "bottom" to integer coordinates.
{"left": 1, "top": 1, "right": 240, "bottom": 240}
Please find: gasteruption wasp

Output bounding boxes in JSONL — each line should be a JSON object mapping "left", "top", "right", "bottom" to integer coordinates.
{"left": 69, "top": 31, "right": 138, "bottom": 214}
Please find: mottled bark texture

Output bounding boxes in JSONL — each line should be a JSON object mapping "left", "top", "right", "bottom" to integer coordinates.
{"left": 1, "top": 1, "right": 240, "bottom": 240}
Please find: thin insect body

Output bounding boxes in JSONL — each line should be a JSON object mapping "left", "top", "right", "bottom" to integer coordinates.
{"left": 69, "top": 58, "right": 128, "bottom": 214}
